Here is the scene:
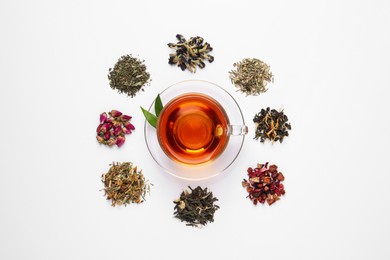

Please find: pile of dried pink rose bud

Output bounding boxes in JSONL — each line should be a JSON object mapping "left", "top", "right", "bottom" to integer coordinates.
{"left": 96, "top": 110, "right": 135, "bottom": 147}
{"left": 242, "top": 162, "right": 285, "bottom": 206}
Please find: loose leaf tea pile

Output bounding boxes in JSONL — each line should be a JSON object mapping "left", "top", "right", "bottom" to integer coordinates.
{"left": 173, "top": 186, "right": 219, "bottom": 227}
{"left": 242, "top": 163, "right": 285, "bottom": 206}
{"left": 96, "top": 110, "right": 135, "bottom": 147}
{"left": 168, "top": 34, "right": 214, "bottom": 73}
{"left": 108, "top": 54, "right": 151, "bottom": 97}
{"left": 253, "top": 107, "right": 291, "bottom": 143}
{"left": 229, "top": 58, "right": 273, "bottom": 96}
{"left": 102, "top": 162, "right": 151, "bottom": 206}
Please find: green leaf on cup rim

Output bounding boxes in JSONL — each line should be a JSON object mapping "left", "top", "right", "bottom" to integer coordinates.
{"left": 155, "top": 94, "right": 163, "bottom": 117}
{"left": 141, "top": 107, "right": 158, "bottom": 128}
{"left": 141, "top": 94, "right": 164, "bottom": 128}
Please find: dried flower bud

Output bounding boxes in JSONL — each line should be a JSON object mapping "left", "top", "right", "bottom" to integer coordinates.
{"left": 107, "top": 137, "right": 117, "bottom": 146}
{"left": 109, "top": 110, "right": 122, "bottom": 118}
{"left": 122, "top": 127, "right": 131, "bottom": 135}
{"left": 113, "top": 120, "right": 121, "bottom": 127}
{"left": 104, "top": 131, "right": 111, "bottom": 141}
{"left": 124, "top": 122, "right": 135, "bottom": 131}
{"left": 114, "top": 126, "right": 122, "bottom": 136}
{"left": 116, "top": 135, "right": 126, "bottom": 147}
{"left": 100, "top": 112, "right": 108, "bottom": 123}
{"left": 96, "top": 135, "right": 104, "bottom": 144}
{"left": 121, "top": 115, "right": 132, "bottom": 122}
{"left": 96, "top": 124, "right": 103, "bottom": 134}
{"left": 100, "top": 123, "right": 111, "bottom": 134}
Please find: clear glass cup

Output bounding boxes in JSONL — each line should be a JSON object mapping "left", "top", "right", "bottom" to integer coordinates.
{"left": 144, "top": 80, "right": 247, "bottom": 180}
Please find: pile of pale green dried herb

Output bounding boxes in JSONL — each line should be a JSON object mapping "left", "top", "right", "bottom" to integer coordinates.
{"left": 229, "top": 58, "right": 273, "bottom": 96}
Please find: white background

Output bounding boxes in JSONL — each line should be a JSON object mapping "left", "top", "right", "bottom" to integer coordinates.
{"left": 1, "top": 0, "right": 389, "bottom": 259}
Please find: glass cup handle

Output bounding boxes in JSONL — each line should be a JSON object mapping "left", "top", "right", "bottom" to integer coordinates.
{"left": 228, "top": 125, "right": 248, "bottom": 136}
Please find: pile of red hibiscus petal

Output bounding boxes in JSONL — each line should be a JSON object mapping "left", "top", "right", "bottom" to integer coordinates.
{"left": 242, "top": 162, "right": 286, "bottom": 206}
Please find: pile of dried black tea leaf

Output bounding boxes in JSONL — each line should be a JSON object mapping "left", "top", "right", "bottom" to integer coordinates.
{"left": 253, "top": 107, "right": 291, "bottom": 143}
{"left": 108, "top": 54, "right": 151, "bottom": 97}
{"left": 101, "top": 162, "right": 151, "bottom": 206}
{"left": 173, "top": 186, "right": 219, "bottom": 227}
{"left": 229, "top": 58, "right": 273, "bottom": 96}
{"left": 168, "top": 34, "right": 214, "bottom": 73}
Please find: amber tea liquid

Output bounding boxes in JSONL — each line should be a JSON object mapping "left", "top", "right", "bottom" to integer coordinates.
{"left": 157, "top": 93, "right": 229, "bottom": 165}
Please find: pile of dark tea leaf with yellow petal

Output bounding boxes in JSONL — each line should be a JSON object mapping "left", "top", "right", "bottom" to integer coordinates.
{"left": 253, "top": 107, "right": 291, "bottom": 143}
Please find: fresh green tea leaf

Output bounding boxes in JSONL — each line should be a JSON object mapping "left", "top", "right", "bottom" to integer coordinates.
{"left": 155, "top": 94, "right": 163, "bottom": 117}
{"left": 141, "top": 107, "right": 157, "bottom": 128}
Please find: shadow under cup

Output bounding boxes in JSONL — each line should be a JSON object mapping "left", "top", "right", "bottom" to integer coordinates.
{"left": 144, "top": 80, "right": 247, "bottom": 180}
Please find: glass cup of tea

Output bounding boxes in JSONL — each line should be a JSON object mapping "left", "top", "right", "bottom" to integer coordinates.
{"left": 144, "top": 80, "right": 248, "bottom": 180}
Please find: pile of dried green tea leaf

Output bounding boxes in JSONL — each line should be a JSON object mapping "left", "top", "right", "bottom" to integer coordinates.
{"left": 229, "top": 58, "right": 273, "bottom": 96}
{"left": 108, "top": 54, "right": 151, "bottom": 97}
{"left": 101, "top": 162, "right": 151, "bottom": 206}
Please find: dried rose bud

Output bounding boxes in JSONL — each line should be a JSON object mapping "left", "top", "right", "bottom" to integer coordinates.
{"left": 116, "top": 135, "right": 126, "bottom": 147}
{"left": 104, "top": 131, "right": 111, "bottom": 140}
{"left": 107, "top": 137, "right": 117, "bottom": 146}
{"left": 100, "top": 112, "right": 108, "bottom": 124}
{"left": 124, "top": 122, "right": 135, "bottom": 131}
{"left": 96, "top": 135, "right": 104, "bottom": 144}
{"left": 109, "top": 110, "right": 122, "bottom": 118}
{"left": 121, "top": 114, "right": 132, "bottom": 122}
{"left": 96, "top": 124, "right": 103, "bottom": 133}
{"left": 113, "top": 120, "right": 121, "bottom": 127}
{"left": 122, "top": 127, "right": 131, "bottom": 135}
{"left": 113, "top": 126, "right": 121, "bottom": 136}
{"left": 95, "top": 110, "right": 134, "bottom": 147}
{"left": 100, "top": 123, "right": 113, "bottom": 134}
